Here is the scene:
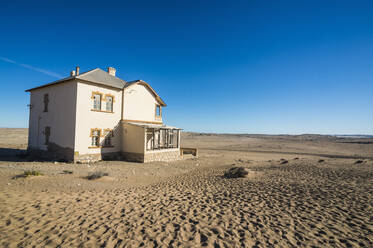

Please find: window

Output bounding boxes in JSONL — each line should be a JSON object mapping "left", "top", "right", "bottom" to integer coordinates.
{"left": 93, "top": 94, "right": 101, "bottom": 110}
{"left": 91, "top": 129, "right": 101, "bottom": 147}
{"left": 156, "top": 105, "right": 161, "bottom": 117}
{"left": 44, "top": 126, "right": 50, "bottom": 145}
{"left": 43, "top": 94, "right": 49, "bottom": 112}
{"left": 106, "top": 96, "right": 113, "bottom": 112}
{"left": 103, "top": 129, "right": 113, "bottom": 146}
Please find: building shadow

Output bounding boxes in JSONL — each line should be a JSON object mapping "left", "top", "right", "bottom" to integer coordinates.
{"left": 0, "top": 148, "right": 29, "bottom": 162}
{"left": 0, "top": 148, "right": 64, "bottom": 162}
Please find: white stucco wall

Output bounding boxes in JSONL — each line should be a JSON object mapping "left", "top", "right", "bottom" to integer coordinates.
{"left": 123, "top": 84, "right": 162, "bottom": 123}
{"left": 74, "top": 81, "right": 122, "bottom": 155}
{"left": 28, "top": 80, "right": 77, "bottom": 152}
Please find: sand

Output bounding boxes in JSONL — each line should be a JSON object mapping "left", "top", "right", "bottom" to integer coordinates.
{"left": 0, "top": 129, "right": 372, "bottom": 247}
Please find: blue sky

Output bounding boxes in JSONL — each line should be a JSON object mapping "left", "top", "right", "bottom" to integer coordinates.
{"left": 0, "top": 0, "right": 372, "bottom": 134}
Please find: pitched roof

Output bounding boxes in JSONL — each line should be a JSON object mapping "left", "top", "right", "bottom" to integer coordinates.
{"left": 25, "top": 68, "right": 166, "bottom": 106}
{"left": 25, "top": 68, "right": 127, "bottom": 92}
{"left": 77, "top": 68, "right": 126, "bottom": 89}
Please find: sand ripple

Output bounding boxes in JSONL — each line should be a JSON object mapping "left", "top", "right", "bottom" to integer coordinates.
{"left": 1, "top": 161, "right": 372, "bottom": 247}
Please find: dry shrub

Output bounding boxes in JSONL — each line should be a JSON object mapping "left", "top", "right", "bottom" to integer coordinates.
{"left": 86, "top": 171, "right": 108, "bottom": 180}
{"left": 24, "top": 170, "right": 43, "bottom": 177}
{"left": 13, "top": 170, "right": 43, "bottom": 179}
{"left": 224, "top": 167, "right": 249, "bottom": 178}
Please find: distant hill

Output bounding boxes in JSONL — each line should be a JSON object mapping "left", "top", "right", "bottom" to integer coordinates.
{"left": 335, "top": 135, "right": 373, "bottom": 139}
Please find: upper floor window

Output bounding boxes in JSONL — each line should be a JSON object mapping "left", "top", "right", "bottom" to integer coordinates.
{"left": 106, "top": 96, "right": 113, "bottom": 112}
{"left": 156, "top": 105, "right": 161, "bottom": 117}
{"left": 93, "top": 93, "right": 101, "bottom": 110}
{"left": 43, "top": 94, "right": 49, "bottom": 112}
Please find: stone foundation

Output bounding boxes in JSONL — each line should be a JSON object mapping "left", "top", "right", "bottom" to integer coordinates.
{"left": 144, "top": 149, "right": 181, "bottom": 163}
{"left": 28, "top": 148, "right": 181, "bottom": 163}
{"left": 74, "top": 152, "right": 121, "bottom": 163}
{"left": 74, "top": 153, "right": 101, "bottom": 163}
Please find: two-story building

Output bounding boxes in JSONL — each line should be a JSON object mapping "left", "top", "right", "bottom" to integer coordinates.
{"left": 26, "top": 67, "right": 181, "bottom": 163}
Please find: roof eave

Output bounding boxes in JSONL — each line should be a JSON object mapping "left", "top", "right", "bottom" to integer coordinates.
{"left": 25, "top": 77, "right": 75, "bottom": 92}
{"left": 76, "top": 78, "right": 124, "bottom": 90}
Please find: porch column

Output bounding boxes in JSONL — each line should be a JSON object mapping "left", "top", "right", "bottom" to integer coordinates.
{"left": 152, "top": 128, "right": 155, "bottom": 150}
{"left": 177, "top": 130, "right": 181, "bottom": 148}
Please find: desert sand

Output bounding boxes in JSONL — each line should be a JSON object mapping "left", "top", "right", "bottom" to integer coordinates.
{"left": 0, "top": 129, "right": 372, "bottom": 247}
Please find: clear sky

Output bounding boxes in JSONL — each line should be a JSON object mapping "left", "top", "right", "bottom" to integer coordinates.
{"left": 1, "top": 0, "right": 372, "bottom": 134}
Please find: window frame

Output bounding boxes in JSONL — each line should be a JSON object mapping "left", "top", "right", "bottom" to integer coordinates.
{"left": 91, "top": 92, "right": 103, "bottom": 111}
{"left": 155, "top": 104, "right": 162, "bottom": 118}
{"left": 90, "top": 128, "right": 102, "bottom": 147}
{"left": 103, "top": 129, "right": 114, "bottom": 147}
{"left": 105, "top": 95, "right": 114, "bottom": 112}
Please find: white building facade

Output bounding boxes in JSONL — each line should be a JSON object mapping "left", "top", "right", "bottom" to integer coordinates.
{"left": 26, "top": 67, "right": 181, "bottom": 163}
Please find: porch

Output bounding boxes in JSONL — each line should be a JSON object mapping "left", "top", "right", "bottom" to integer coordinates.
{"left": 121, "top": 121, "right": 182, "bottom": 162}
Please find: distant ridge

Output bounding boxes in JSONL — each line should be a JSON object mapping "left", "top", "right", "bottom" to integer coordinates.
{"left": 334, "top": 135, "right": 373, "bottom": 139}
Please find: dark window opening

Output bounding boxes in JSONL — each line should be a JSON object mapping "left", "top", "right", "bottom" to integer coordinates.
{"left": 103, "top": 129, "right": 113, "bottom": 146}
{"left": 156, "top": 105, "right": 161, "bottom": 117}
{"left": 44, "top": 126, "right": 50, "bottom": 145}
{"left": 43, "top": 94, "right": 49, "bottom": 112}
{"left": 104, "top": 136, "right": 112, "bottom": 146}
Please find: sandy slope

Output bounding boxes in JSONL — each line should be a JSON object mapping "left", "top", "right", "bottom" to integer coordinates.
{"left": 0, "top": 129, "right": 372, "bottom": 247}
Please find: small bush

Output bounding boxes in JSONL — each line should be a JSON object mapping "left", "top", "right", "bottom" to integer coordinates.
{"left": 86, "top": 171, "right": 108, "bottom": 180}
{"left": 62, "top": 170, "right": 73, "bottom": 174}
{"left": 24, "top": 170, "right": 43, "bottom": 177}
{"left": 224, "top": 167, "right": 249, "bottom": 178}
{"left": 13, "top": 170, "right": 43, "bottom": 179}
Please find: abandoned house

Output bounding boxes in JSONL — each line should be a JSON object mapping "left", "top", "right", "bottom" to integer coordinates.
{"left": 26, "top": 67, "right": 182, "bottom": 163}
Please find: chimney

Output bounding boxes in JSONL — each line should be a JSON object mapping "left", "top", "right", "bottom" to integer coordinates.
{"left": 70, "top": 70, "right": 76, "bottom": 77}
{"left": 76, "top": 66, "right": 80, "bottom": 76}
{"left": 108, "top": 67, "right": 116, "bottom": 76}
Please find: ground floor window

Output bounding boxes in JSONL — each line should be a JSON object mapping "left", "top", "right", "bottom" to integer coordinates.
{"left": 146, "top": 128, "right": 179, "bottom": 150}
{"left": 44, "top": 126, "right": 50, "bottom": 145}
{"left": 103, "top": 129, "right": 113, "bottom": 146}
{"left": 91, "top": 129, "right": 101, "bottom": 147}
